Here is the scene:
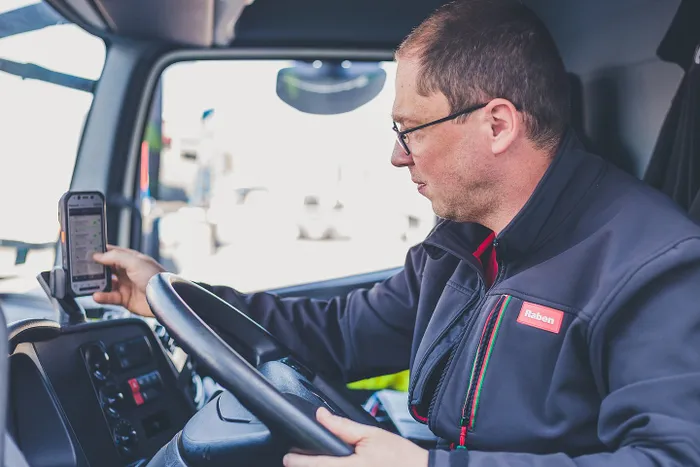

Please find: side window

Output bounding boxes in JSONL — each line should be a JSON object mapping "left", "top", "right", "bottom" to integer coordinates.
{"left": 0, "top": 2, "right": 105, "bottom": 297}
{"left": 142, "top": 60, "right": 434, "bottom": 292}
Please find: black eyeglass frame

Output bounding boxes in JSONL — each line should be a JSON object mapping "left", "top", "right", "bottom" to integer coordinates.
{"left": 392, "top": 102, "right": 488, "bottom": 155}
{"left": 392, "top": 101, "right": 521, "bottom": 155}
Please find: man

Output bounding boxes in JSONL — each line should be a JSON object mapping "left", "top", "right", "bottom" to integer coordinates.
{"left": 94, "top": 0, "right": 700, "bottom": 466}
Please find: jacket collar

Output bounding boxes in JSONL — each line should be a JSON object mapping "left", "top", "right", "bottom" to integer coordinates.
{"left": 423, "top": 129, "right": 603, "bottom": 263}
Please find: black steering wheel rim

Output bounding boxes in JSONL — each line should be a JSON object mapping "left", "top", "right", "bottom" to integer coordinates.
{"left": 145, "top": 272, "right": 353, "bottom": 457}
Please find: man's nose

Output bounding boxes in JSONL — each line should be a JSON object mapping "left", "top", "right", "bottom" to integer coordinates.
{"left": 391, "top": 142, "right": 413, "bottom": 167}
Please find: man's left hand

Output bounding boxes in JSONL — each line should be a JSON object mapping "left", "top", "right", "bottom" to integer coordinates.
{"left": 282, "top": 407, "right": 429, "bottom": 467}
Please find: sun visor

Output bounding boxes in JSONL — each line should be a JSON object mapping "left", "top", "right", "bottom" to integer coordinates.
{"left": 83, "top": 0, "right": 254, "bottom": 46}
{"left": 46, "top": 0, "right": 448, "bottom": 50}
{"left": 213, "top": 0, "right": 256, "bottom": 46}
{"left": 232, "top": 0, "right": 447, "bottom": 50}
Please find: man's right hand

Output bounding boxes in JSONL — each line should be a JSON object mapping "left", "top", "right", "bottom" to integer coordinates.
{"left": 92, "top": 245, "right": 166, "bottom": 318}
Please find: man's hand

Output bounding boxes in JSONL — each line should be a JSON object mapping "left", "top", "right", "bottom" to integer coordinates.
{"left": 91, "top": 245, "right": 165, "bottom": 318}
{"left": 283, "top": 407, "right": 429, "bottom": 467}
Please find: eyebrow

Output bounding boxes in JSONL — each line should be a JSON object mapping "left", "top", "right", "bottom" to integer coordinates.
{"left": 391, "top": 113, "right": 420, "bottom": 126}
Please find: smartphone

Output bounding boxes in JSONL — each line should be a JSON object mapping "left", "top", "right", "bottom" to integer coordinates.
{"left": 59, "top": 191, "right": 111, "bottom": 296}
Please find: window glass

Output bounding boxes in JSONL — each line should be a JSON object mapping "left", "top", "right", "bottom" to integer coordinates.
{"left": 0, "top": 0, "right": 105, "bottom": 296}
{"left": 147, "top": 59, "right": 435, "bottom": 292}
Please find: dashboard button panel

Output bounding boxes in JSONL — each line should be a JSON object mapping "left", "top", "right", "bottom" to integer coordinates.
{"left": 80, "top": 336, "right": 172, "bottom": 462}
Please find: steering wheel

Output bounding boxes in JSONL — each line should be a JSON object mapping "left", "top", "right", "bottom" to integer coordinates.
{"left": 144, "top": 273, "right": 368, "bottom": 464}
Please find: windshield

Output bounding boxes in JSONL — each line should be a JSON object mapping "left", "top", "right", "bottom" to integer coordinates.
{"left": 0, "top": 0, "right": 105, "bottom": 294}
{"left": 146, "top": 59, "right": 435, "bottom": 292}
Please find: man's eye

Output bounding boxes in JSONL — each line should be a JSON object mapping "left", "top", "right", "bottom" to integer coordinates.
{"left": 409, "top": 131, "right": 423, "bottom": 141}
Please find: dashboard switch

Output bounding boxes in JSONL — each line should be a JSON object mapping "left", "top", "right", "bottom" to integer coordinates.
{"left": 141, "top": 387, "right": 160, "bottom": 403}
{"left": 111, "top": 337, "right": 152, "bottom": 371}
{"left": 137, "top": 371, "right": 161, "bottom": 389}
{"left": 84, "top": 343, "right": 111, "bottom": 381}
{"left": 133, "top": 391, "right": 145, "bottom": 406}
{"left": 106, "top": 406, "right": 120, "bottom": 419}
{"left": 113, "top": 420, "right": 138, "bottom": 454}
{"left": 127, "top": 378, "right": 145, "bottom": 406}
{"left": 100, "top": 384, "right": 125, "bottom": 408}
{"left": 127, "top": 378, "right": 140, "bottom": 392}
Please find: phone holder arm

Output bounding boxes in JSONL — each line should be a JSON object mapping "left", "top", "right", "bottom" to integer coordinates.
{"left": 36, "top": 267, "right": 86, "bottom": 325}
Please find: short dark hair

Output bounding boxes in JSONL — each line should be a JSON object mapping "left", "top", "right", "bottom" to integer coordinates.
{"left": 396, "top": 0, "right": 570, "bottom": 152}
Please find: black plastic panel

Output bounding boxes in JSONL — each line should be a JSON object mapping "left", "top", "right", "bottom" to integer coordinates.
{"left": 8, "top": 353, "right": 85, "bottom": 467}
{"left": 31, "top": 319, "right": 193, "bottom": 466}
{"left": 232, "top": 0, "right": 448, "bottom": 49}
{"left": 180, "top": 393, "right": 283, "bottom": 467}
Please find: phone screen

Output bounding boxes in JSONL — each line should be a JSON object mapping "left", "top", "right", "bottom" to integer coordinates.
{"left": 66, "top": 193, "right": 107, "bottom": 294}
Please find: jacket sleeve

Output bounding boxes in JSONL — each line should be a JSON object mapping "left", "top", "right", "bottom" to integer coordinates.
{"left": 198, "top": 244, "right": 427, "bottom": 383}
{"left": 429, "top": 238, "right": 700, "bottom": 466}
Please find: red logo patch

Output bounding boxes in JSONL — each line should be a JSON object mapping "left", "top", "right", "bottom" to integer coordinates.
{"left": 517, "top": 301, "right": 564, "bottom": 334}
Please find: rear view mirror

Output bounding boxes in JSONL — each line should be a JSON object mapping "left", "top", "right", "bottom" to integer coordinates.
{"left": 276, "top": 60, "right": 387, "bottom": 115}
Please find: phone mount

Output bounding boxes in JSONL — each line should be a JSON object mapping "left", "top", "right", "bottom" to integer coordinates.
{"left": 37, "top": 267, "right": 86, "bottom": 325}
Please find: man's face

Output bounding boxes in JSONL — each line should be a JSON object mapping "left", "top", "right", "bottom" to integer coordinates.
{"left": 391, "top": 57, "right": 494, "bottom": 222}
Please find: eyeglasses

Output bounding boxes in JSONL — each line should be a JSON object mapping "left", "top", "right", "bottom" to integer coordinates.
{"left": 392, "top": 102, "right": 489, "bottom": 156}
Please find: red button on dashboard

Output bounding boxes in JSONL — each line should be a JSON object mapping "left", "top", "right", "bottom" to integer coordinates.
{"left": 128, "top": 378, "right": 144, "bottom": 405}
{"left": 128, "top": 378, "right": 140, "bottom": 392}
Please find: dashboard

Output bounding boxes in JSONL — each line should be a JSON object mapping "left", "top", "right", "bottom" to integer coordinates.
{"left": 1, "top": 283, "right": 397, "bottom": 467}
{"left": 7, "top": 316, "right": 197, "bottom": 467}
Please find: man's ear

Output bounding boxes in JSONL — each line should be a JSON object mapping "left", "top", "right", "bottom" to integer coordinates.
{"left": 485, "top": 98, "right": 520, "bottom": 155}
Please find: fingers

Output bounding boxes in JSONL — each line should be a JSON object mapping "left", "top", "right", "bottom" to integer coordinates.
{"left": 93, "top": 248, "right": 139, "bottom": 270}
{"left": 282, "top": 409, "right": 368, "bottom": 466}
{"left": 316, "top": 407, "right": 372, "bottom": 445}
{"left": 93, "top": 290, "right": 123, "bottom": 306}
{"left": 93, "top": 274, "right": 122, "bottom": 305}
{"left": 282, "top": 453, "right": 347, "bottom": 467}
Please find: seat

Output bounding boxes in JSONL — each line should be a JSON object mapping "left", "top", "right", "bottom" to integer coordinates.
{"left": 1, "top": 313, "right": 30, "bottom": 467}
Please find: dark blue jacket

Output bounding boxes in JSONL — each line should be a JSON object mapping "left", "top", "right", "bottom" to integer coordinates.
{"left": 205, "top": 131, "right": 700, "bottom": 466}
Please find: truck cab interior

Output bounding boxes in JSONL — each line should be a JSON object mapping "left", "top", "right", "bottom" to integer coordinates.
{"left": 1, "top": 0, "right": 698, "bottom": 466}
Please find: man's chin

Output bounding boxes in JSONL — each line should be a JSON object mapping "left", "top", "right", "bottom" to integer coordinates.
{"left": 432, "top": 203, "right": 468, "bottom": 223}
{"left": 431, "top": 203, "right": 454, "bottom": 221}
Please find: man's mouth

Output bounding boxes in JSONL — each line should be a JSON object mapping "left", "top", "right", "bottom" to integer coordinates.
{"left": 411, "top": 175, "right": 427, "bottom": 194}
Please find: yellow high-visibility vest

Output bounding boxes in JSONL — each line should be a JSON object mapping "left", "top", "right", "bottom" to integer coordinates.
{"left": 347, "top": 370, "right": 409, "bottom": 392}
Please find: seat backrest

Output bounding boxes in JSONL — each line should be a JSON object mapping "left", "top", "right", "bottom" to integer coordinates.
{"left": 1, "top": 314, "right": 30, "bottom": 467}
{"left": 567, "top": 72, "right": 595, "bottom": 151}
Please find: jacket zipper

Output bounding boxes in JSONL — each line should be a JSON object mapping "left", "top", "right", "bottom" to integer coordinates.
{"left": 407, "top": 256, "right": 486, "bottom": 403}
{"left": 419, "top": 237, "right": 506, "bottom": 426}
{"left": 408, "top": 294, "right": 476, "bottom": 420}
{"left": 426, "top": 292, "right": 487, "bottom": 422}
{"left": 456, "top": 294, "right": 512, "bottom": 449}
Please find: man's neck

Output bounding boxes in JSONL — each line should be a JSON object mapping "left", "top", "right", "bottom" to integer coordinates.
{"left": 483, "top": 151, "right": 553, "bottom": 235}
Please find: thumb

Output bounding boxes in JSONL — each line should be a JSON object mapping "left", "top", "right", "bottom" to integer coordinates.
{"left": 316, "top": 407, "right": 373, "bottom": 445}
